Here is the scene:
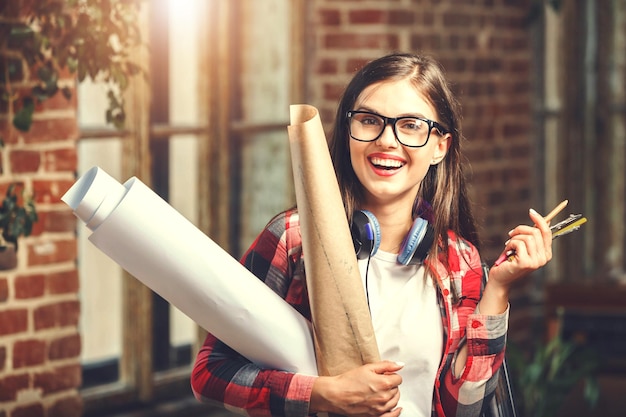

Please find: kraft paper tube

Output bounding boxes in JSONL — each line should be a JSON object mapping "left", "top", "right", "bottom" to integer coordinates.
{"left": 288, "top": 104, "right": 380, "bottom": 376}
{"left": 62, "top": 166, "right": 318, "bottom": 376}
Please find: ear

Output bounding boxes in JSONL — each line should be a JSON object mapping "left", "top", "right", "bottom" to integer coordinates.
{"left": 430, "top": 133, "right": 451, "bottom": 165}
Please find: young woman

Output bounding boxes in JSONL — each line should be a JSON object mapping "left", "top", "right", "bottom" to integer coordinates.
{"left": 191, "top": 53, "right": 553, "bottom": 417}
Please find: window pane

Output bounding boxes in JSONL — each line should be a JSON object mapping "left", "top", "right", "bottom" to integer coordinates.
{"left": 238, "top": 0, "right": 293, "bottom": 252}
{"left": 77, "top": 80, "right": 124, "bottom": 386}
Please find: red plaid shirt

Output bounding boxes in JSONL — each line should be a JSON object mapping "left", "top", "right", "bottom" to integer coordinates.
{"left": 191, "top": 209, "right": 508, "bottom": 416}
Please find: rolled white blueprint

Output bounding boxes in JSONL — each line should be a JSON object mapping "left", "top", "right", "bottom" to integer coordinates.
{"left": 62, "top": 166, "right": 318, "bottom": 376}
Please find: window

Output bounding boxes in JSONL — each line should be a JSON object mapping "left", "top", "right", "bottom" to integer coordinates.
{"left": 76, "top": 1, "right": 305, "bottom": 414}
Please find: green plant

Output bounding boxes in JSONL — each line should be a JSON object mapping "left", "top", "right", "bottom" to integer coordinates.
{"left": 0, "top": 183, "right": 38, "bottom": 250}
{"left": 0, "top": 0, "right": 144, "bottom": 131}
{"left": 507, "top": 315, "right": 600, "bottom": 417}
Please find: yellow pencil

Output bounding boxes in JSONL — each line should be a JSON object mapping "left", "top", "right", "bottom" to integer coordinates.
{"left": 544, "top": 199, "right": 568, "bottom": 223}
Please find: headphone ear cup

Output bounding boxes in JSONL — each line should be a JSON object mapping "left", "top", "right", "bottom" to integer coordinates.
{"left": 397, "top": 217, "right": 434, "bottom": 265}
{"left": 351, "top": 210, "right": 381, "bottom": 259}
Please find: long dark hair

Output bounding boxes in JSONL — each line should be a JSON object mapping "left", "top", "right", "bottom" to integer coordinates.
{"left": 329, "top": 53, "right": 480, "bottom": 267}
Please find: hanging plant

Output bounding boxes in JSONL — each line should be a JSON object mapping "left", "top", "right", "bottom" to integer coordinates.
{"left": 0, "top": 0, "right": 145, "bottom": 132}
{"left": 0, "top": 183, "right": 37, "bottom": 250}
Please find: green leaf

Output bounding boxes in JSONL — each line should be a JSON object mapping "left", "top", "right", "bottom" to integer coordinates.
{"left": 61, "top": 86, "right": 72, "bottom": 100}
{"left": 13, "top": 97, "right": 35, "bottom": 131}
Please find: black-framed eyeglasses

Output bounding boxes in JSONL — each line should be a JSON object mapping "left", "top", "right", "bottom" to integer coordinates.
{"left": 346, "top": 110, "right": 448, "bottom": 148}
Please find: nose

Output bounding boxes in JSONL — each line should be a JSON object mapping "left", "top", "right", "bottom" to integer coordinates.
{"left": 375, "top": 122, "right": 399, "bottom": 148}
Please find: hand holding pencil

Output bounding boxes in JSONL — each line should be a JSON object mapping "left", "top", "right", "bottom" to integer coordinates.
{"left": 493, "top": 199, "right": 573, "bottom": 267}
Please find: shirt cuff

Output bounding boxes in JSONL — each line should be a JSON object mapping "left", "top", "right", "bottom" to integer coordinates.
{"left": 285, "top": 373, "right": 317, "bottom": 417}
{"left": 466, "top": 305, "right": 509, "bottom": 355}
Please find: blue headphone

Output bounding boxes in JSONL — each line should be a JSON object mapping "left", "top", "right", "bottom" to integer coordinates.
{"left": 350, "top": 209, "right": 435, "bottom": 265}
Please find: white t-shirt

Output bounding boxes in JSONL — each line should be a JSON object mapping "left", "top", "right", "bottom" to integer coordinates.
{"left": 358, "top": 249, "right": 443, "bottom": 416}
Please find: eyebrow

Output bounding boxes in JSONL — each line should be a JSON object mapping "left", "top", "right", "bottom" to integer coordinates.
{"left": 354, "top": 105, "right": 431, "bottom": 120}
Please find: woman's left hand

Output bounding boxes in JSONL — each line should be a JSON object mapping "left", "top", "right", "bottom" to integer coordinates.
{"left": 480, "top": 208, "right": 553, "bottom": 315}
{"left": 490, "top": 207, "right": 553, "bottom": 287}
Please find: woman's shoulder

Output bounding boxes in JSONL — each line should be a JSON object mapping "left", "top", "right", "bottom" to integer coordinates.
{"left": 444, "top": 229, "right": 481, "bottom": 271}
{"left": 265, "top": 208, "right": 300, "bottom": 232}
{"left": 446, "top": 230, "right": 478, "bottom": 254}
{"left": 263, "top": 208, "right": 303, "bottom": 251}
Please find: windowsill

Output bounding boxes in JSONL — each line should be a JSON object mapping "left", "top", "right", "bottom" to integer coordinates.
{"left": 85, "top": 395, "right": 232, "bottom": 417}
{"left": 82, "top": 367, "right": 236, "bottom": 417}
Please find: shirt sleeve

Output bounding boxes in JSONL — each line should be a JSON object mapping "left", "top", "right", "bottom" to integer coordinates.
{"left": 190, "top": 211, "right": 317, "bottom": 416}
{"left": 438, "top": 238, "right": 509, "bottom": 417}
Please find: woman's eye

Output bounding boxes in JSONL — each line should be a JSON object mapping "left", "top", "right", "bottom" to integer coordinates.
{"left": 361, "top": 116, "right": 381, "bottom": 126}
{"left": 399, "top": 118, "right": 424, "bottom": 131}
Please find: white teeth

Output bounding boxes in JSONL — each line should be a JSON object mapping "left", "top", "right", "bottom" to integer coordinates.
{"left": 370, "top": 157, "right": 404, "bottom": 168}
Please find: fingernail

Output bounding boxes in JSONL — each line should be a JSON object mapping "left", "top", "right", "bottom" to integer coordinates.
{"left": 530, "top": 208, "right": 538, "bottom": 215}
{"left": 395, "top": 361, "right": 405, "bottom": 367}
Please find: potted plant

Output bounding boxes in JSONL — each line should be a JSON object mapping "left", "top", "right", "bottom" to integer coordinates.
{"left": 507, "top": 309, "right": 601, "bottom": 417}
{"left": 0, "top": 183, "right": 38, "bottom": 270}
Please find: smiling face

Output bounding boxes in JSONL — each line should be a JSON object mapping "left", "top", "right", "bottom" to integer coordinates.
{"left": 349, "top": 79, "right": 450, "bottom": 211}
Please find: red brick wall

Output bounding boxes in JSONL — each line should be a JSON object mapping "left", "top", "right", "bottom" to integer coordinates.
{"left": 0, "top": 2, "right": 537, "bottom": 414}
{"left": 0, "top": 30, "right": 82, "bottom": 417}
{"left": 306, "top": 0, "right": 535, "bottom": 342}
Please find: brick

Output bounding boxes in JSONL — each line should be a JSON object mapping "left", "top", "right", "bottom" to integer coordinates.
{"left": 388, "top": 9, "right": 416, "bottom": 25}
{"left": 14, "top": 274, "right": 45, "bottom": 299}
{"left": 28, "top": 209, "right": 46, "bottom": 237}
{"left": 34, "top": 300, "right": 80, "bottom": 330}
{"left": 346, "top": 58, "right": 370, "bottom": 73}
{"left": 502, "top": 122, "right": 529, "bottom": 137}
{"left": 27, "top": 239, "right": 77, "bottom": 266}
{"left": 411, "top": 33, "right": 443, "bottom": 51}
{"left": 318, "top": 8, "right": 341, "bottom": 26}
{"left": 46, "top": 270, "right": 79, "bottom": 295}
{"left": 317, "top": 58, "right": 338, "bottom": 75}
{"left": 12, "top": 404, "right": 44, "bottom": 417}
{"left": 13, "top": 339, "right": 46, "bottom": 368}
{"left": 8, "top": 149, "right": 41, "bottom": 174}
{"left": 49, "top": 333, "right": 81, "bottom": 360}
{"left": 33, "top": 87, "right": 77, "bottom": 113}
{"left": 0, "top": 373, "right": 29, "bottom": 402}
{"left": 0, "top": 119, "right": 18, "bottom": 145}
{"left": 0, "top": 346, "right": 5, "bottom": 370}
{"left": 22, "top": 118, "right": 79, "bottom": 144}
{"left": 323, "top": 33, "right": 399, "bottom": 50}
{"left": 442, "top": 11, "right": 473, "bottom": 27}
{"left": 49, "top": 394, "right": 83, "bottom": 417}
{"left": 39, "top": 209, "right": 77, "bottom": 234}
{"left": 0, "top": 309, "right": 28, "bottom": 336}
{"left": 34, "top": 363, "right": 81, "bottom": 394}
{"left": 32, "top": 179, "right": 76, "bottom": 205}
{"left": 349, "top": 10, "right": 386, "bottom": 24}
{"left": 0, "top": 278, "right": 8, "bottom": 302}
{"left": 43, "top": 147, "right": 78, "bottom": 172}
{"left": 323, "top": 83, "right": 346, "bottom": 101}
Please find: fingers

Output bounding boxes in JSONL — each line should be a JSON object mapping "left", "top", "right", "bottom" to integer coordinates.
{"left": 321, "top": 362, "right": 403, "bottom": 416}
{"left": 370, "top": 360, "right": 404, "bottom": 375}
{"left": 505, "top": 208, "right": 553, "bottom": 267}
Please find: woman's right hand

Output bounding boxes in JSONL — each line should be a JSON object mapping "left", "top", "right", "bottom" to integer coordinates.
{"left": 309, "top": 360, "right": 404, "bottom": 416}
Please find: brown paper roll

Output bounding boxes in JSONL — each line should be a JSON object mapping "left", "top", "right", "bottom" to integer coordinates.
{"left": 287, "top": 104, "right": 380, "bottom": 377}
